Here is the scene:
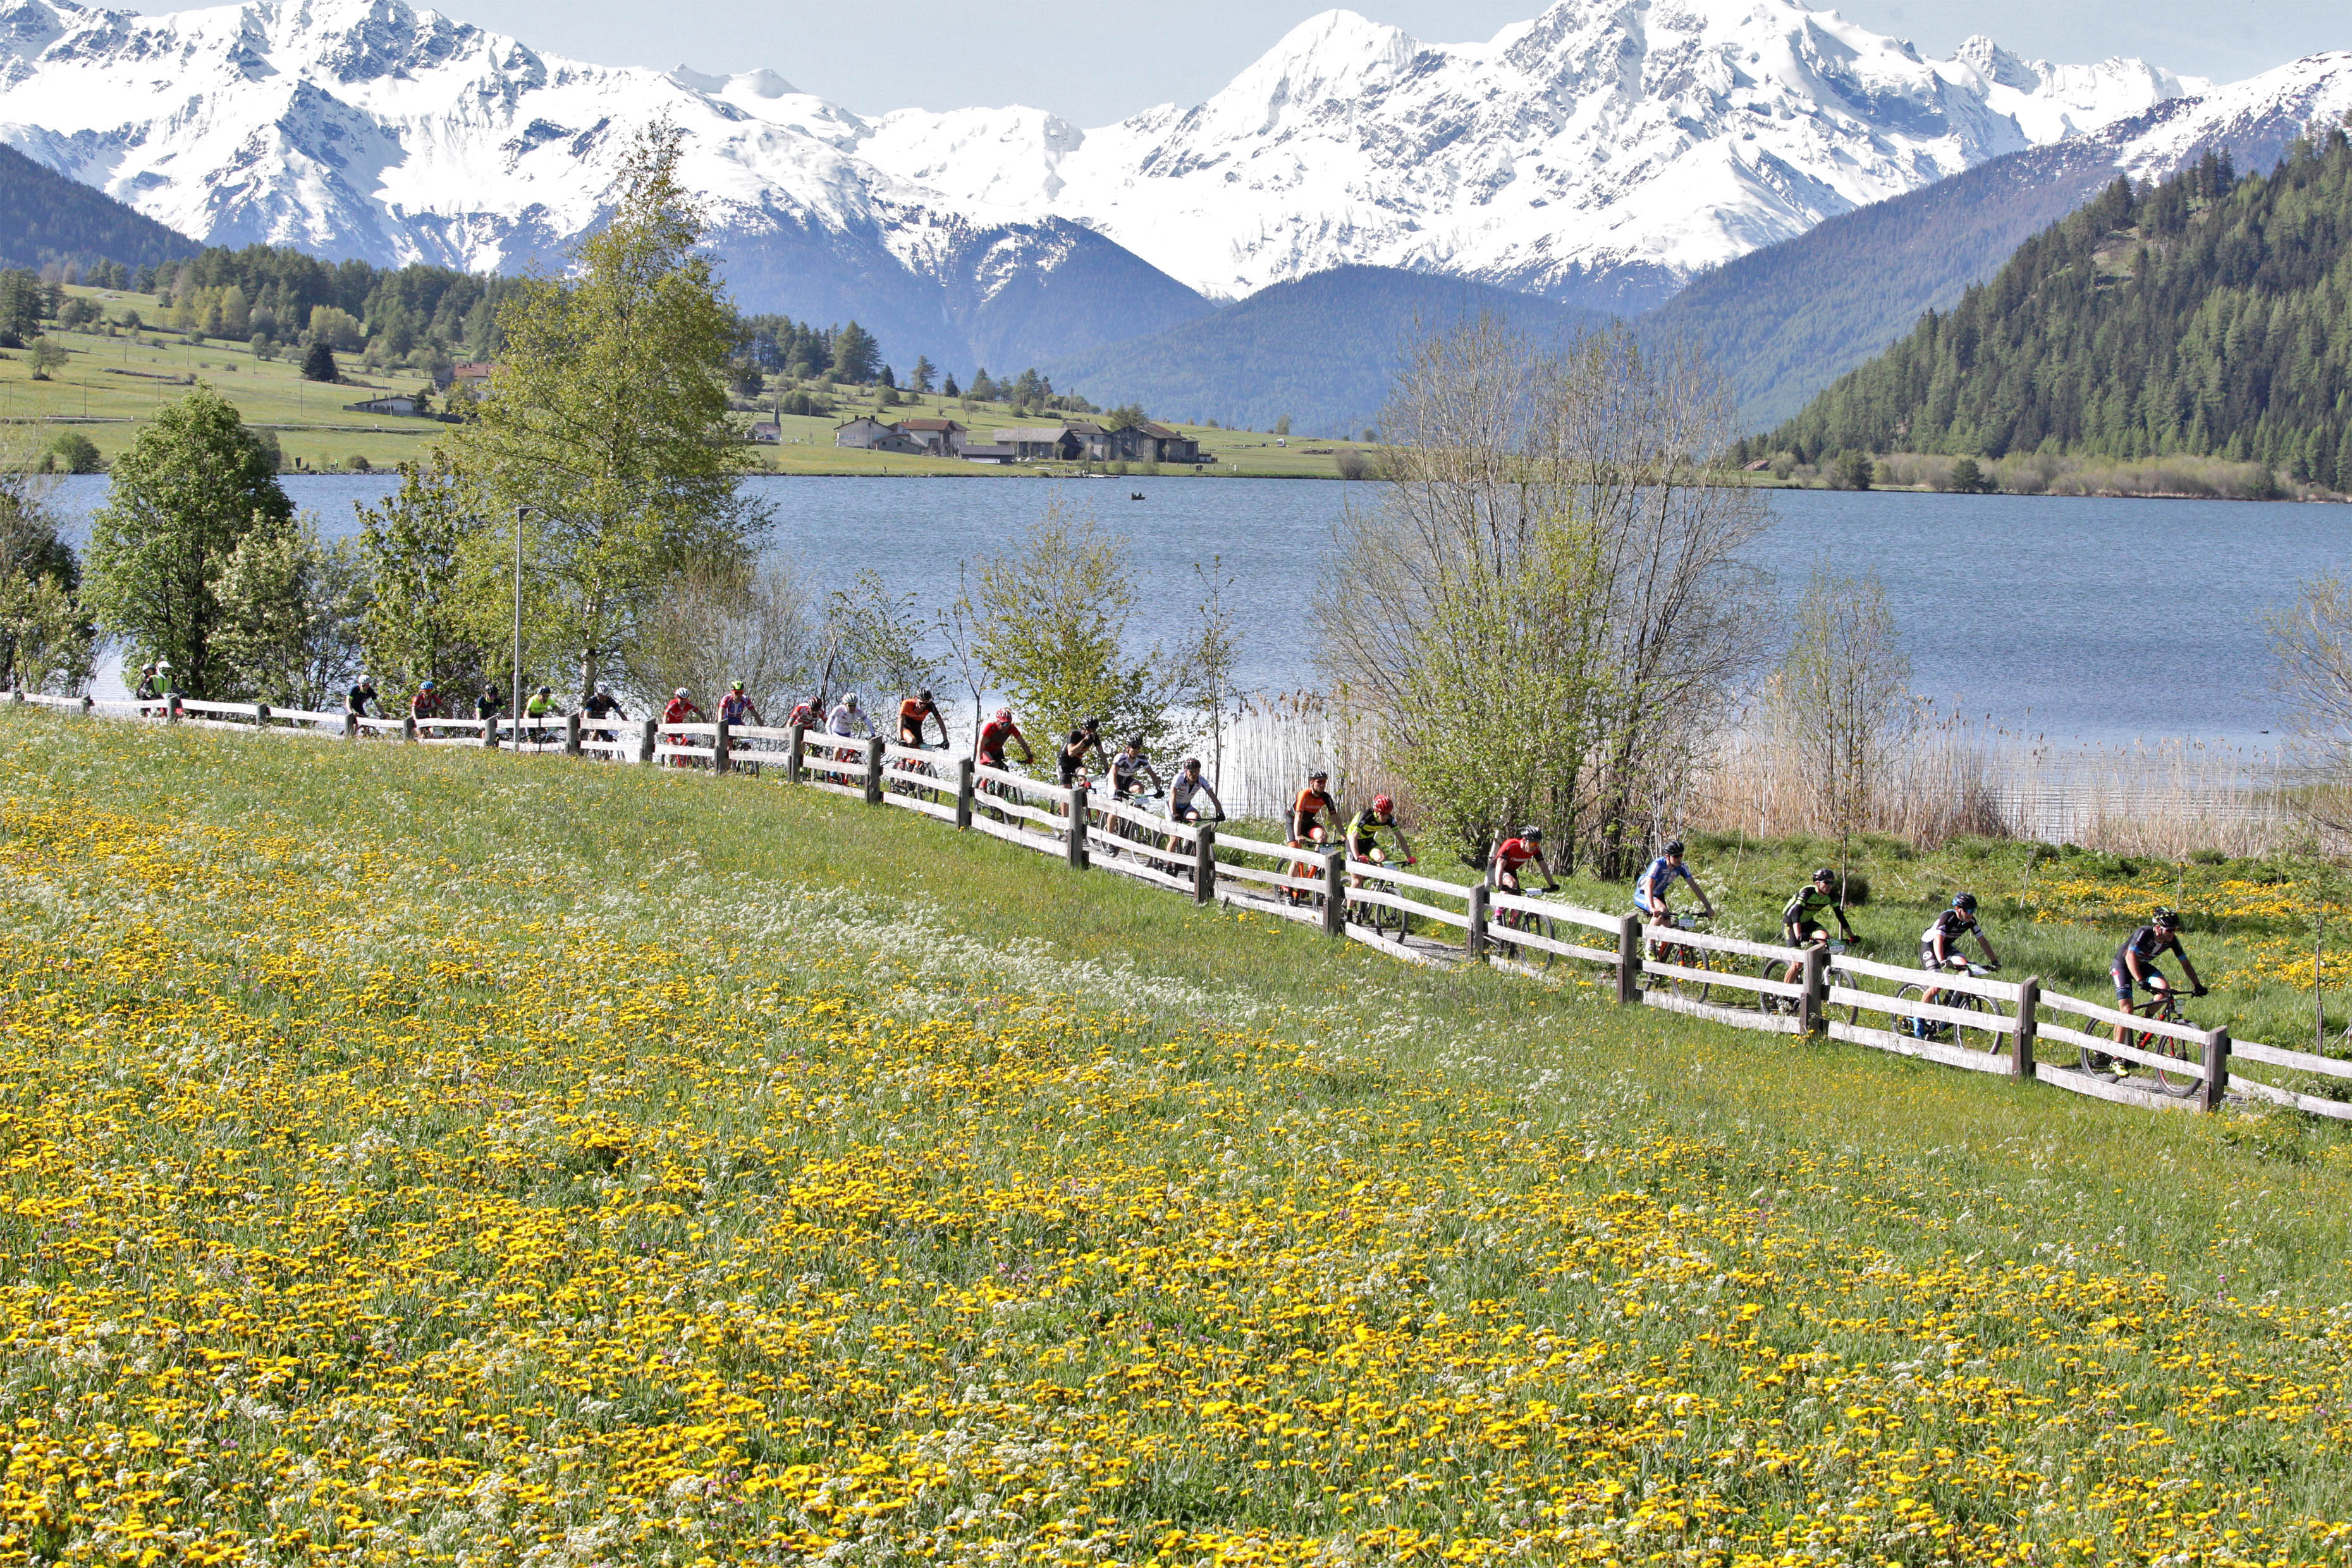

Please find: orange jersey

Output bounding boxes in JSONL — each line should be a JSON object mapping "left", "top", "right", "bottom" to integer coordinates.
{"left": 1294, "top": 788, "right": 1335, "bottom": 824}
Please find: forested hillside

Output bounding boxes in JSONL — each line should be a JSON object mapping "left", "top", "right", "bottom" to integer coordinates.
{"left": 0, "top": 145, "right": 197, "bottom": 273}
{"left": 1768, "top": 125, "right": 2352, "bottom": 486}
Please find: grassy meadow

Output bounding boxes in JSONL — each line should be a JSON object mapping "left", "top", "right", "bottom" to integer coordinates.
{"left": 2, "top": 711, "right": 2351, "bottom": 1564}
{"left": 0, "top": 287, "right": 1381, "bottom": 481}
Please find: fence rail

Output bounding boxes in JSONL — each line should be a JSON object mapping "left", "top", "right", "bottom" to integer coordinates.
{"left": 15, "top": 689, "right": 2351, "bottom": 1123}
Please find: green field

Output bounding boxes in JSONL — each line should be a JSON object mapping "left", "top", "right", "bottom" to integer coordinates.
{"left": 1, "top": 287, "right": 1385, "bottom": 481}
{"left": 0, "top": 709, "right": 2348, "bottom": 1561}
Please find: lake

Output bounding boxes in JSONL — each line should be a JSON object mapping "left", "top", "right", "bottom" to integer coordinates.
{"left": 41, "top": 474, "right": 2349, "bottom": 744}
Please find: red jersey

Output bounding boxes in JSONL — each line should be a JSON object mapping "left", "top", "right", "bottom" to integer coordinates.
{"left": 662, "top": 697, "right": 701, "bottom": 725}
{"left": 787, "top": 701, "right": 818, "bottom": 728}
{"left": 1493, "top": 837, "right": 1541, "bottom": 874}
{"left": 978, "top": 716, "right": 1022, "bottom": 758}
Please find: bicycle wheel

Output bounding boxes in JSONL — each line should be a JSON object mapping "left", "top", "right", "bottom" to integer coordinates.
{"left": 1945, "top": 991, "right": 1999, "bottom": 1053}
{"left": 1892, "top": 983, "right": 1931, "bottom": 1040}
{"left": 1755, "top": 955, "right": 1802, "bottom": 1017}
{"left": 1371, "top": 892, "right": 1406, "bottom": 940}
{"left": 2146, "top": 1004, "right": 2204, "bottom": 1098}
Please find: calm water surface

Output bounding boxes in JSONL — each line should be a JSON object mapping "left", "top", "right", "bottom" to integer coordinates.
{"left": 46, "top": 475, "right": 2349, "bottom": 741}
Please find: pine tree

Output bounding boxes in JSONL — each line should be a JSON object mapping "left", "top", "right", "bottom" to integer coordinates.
{"left": 828, "top": 321, "right": 879, "bottom": 385}
{"left": 911, "top": 355, "right": 936, "bottom": 394}
{"left": 302, "top": 340, "right": 338, "bottom": 383}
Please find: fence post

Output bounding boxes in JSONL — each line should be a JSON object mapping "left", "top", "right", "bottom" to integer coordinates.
{"left": 403, "top": 716, "right": 417, "bottom": 743}
{"left": 565, "top": 712, "right": 582, "bottom": 757}
{"left": 165, "top": 690, "right": 180, "bottom": 723}
{"left": 1801, "top": 945, "right": 1827, "bottom": 1034}
{"left": 786, "top": 724, "right": 805, "bottom": 783}
{"left": 1465, "top": 883, "right": 1488, "bottom": 958}
{"left": 639, "top": 718, "right": 658, "bottom": 764}
{"left": 1322, "top": 849, "right": 1347, "bottom": 938}
{"left": 1194, "top": 824, "right": 1217, "bottom": 905}
{"left": 1065, "top": 783, "right": 1091, "bottom": 869}
{"left": 955, "top": 757, "right": 975, "bottom": 829}
{"left": 254, "top": 703, "right": 271, "bottom": 728}
{"left": 81, "top": 694, "right": 94, "bottom": 718}
{"left": 863, "top": 737, "right": 885, "bottom": 804}
{"left": 8, "top": 685, "right": 19, "bottom": 706}
{"left": 2202, "top": 1027, "right": 2231, "bottom": 1112}
{"left": 1616, "top": 914, "right": 1642, "bottom": 1004}
{"left": 344, "top": 713, "right": 358, "bottom": 740}
{"left": 2012, "top": 976, "right": 2040, "bottom": 1080}
{"left": 713, "top": 719, "right": 732, "bottom": 775}
{"left": 482, "top": 714, "right": 499, "bottom": 749}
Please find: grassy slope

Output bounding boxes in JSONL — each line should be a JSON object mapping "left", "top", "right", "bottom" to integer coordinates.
{"left": 1, "top": 288, "right": 1380, "bottom": 480}
{"left": 1, "top": 712, "right": 2348, "bottom": 1560}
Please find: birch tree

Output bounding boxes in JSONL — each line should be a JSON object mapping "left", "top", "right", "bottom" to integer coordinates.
{"left": 1768, "top": 562, "right": 1914, "bottom": 883}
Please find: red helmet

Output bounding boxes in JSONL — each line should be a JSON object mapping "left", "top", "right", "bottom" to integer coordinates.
{"left": 1373, "top": 793, "right": 1394, "bottom": 813}
{"left": 993, "top": 707, "right": 1012, "bottom": 722}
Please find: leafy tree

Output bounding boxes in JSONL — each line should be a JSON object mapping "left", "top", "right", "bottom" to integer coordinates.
{"left": 910, "top": 355, "right": 936, "bottom": 394}
{"left": 301, "top": 340, "right": 338, "bottom": 382}
{"left": 85, "top": 383, "right": 292, "bottom": 696}
{"left": 211, "top": 517, "right": 368, "bottom": 707}
{"left": 46, "top": 431, "right": 101, "bottom": 474}
{"left": 0, "top": 270, "right": 41, "bottom": 346}
{"left": 25, "top": 336, "right": 64, "bottom": 379}
{"left": 0, "top": 469, "right": 90, "bottom": 693}
{"left": 828, "top": 321, "right": 879, "bottom": 384}
{"left": 452, "top": 121, "right": 766, "bottom": 698}
{"left": 1947, "top": 455, "right": 1990, "bottom": 494}
{"left": 823, "top": 570, "right": 935, "bottom": 704}
{"left": 1273, "top": 415, "right": 1292, "bottom": 436}
{"left": 972, "top": 499, "right": 1179, "bottom": 749}
{"left": 1834, "top": 450, "right": 1875, "bottom": 491}
{"left": 354, "top": 454, "right": 487, "bottom": 699}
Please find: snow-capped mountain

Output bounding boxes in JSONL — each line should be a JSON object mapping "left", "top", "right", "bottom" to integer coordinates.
{"left": 0, "top": 0, "right": 2319, "bottom": 366}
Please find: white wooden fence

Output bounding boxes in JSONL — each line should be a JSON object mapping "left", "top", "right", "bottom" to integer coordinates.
{"left": 16, "top": 689, "right": 2352, "bottom": 1122}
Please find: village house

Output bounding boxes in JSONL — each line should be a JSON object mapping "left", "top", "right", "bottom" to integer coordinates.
{"left": 833, "top": 415, "right": 924, "bottom": 455}
{"left": 747, "top": 420, "right": 781, "bottom": 443}
{"left": 892, "top": 417, "right": 968, "bottom": 456}
{"left": 344, "top": 393, "right": 429, "bottom": 417}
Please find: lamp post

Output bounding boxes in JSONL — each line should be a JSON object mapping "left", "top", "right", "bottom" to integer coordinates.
{"left": 511, "top": 505, "right": 527, "bottom": 749}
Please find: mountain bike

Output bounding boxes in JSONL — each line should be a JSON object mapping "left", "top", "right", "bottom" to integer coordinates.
{"left": 1345, "top": 854, "right": 1417, "bottom": 942}
{"left": 1490, "top": 883, "right": 1557, "bottom": 964}
{"left": 1639, "top": 914, "right": 1740, "bottom": 1003}
{"left": 1889, "top": 959, "right": 2001, "bottom": 1052}
{"left": 1755, "top": 937, "right": 1851, "bottom": 1018}
{"left": 2118, "top": 988, "right": 2207, "bottom": 1099}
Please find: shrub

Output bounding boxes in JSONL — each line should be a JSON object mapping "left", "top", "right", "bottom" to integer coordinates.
{"left": 47, "top": 430, "right": 102, "bottom": 474}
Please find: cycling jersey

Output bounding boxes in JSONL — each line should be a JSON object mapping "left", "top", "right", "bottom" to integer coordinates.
{"left": 1111, "top": 752, "right": 1153, "bottom": 797}
{"left": 977, "top": 716, "right": 1022, "bottom": 763}
{"left": 1494, "top": 836, "right": 1542, "bottom": 875}
{"left": 584, "top": 693, "right": 626, "bottom": 720}
{"left": 410, "top": 691, "right": 444, "bottom": 720}
{"left": 1171, "top": 773, "right": 1215, "bottom": 818}
{"left": 526, "top": 695, "right": 558, "bottom": 718}
{"left": 1293, "top": 788, "right": 1335, "bottom": 836}
{"left": 1057, "top": 732, "right": 1101, "bottom": 787}
{"left": 1635, "top": 855, "right": 1697, "bottom": 910}
{"left": 1349, "top": 811, "right": 1398, "bottom": 857}
{"left": 1783, "top": 885, "right": 1842, "bottom": 928}
{"left": 828, "top": 702, "right": 867, "bottom": 737}
{"left": 785, "top": 701, "right": 818, "bottom": 729}
{"left": 898, "top": 696, "right": 941, "bottom": 739}
{"left": 344, "top": 682, "right": 376, "bottom": 716}
{"left": 1920, "top": 909, "right": 1980, "bottom": 952}
{"left": 662, "top": 697, "right": 701, "bottom": 725}
{"left": 2115, "top": 924, "right": 2184, "bottom": 973}
{"left": 718, "top": 692, "right": 754, "bottom": 723}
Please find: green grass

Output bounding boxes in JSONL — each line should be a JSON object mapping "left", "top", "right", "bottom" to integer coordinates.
{"left": 5, "top": 709, "right": 2352, "bottom": 1558}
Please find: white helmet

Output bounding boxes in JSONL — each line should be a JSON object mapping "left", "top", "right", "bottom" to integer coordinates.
{"left": 842, "top": 691, "right": 859, "bottom": 705}
{"left": 674, "top": 687, "right": 689, "bottom": 699}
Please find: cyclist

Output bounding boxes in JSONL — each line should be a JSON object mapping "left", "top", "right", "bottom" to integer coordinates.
{"left": 1110, "top": 735, "right": 1162, "bottom": 802}
{"left": 786, "top": 692, "right": 823, "bottom": 730}
{"left": 898, "top": 689, "right": 946, "bottom": 749}
{"left": 582, "top": 685, "right": 627, "bottom": 721}
{"left": 2103, "top": 909, "right": 2207, "bottom": 1073}
{"left": 1290, "top": 769, "right": 1338, "bottom": 848}
{"left": 522, "top": 685, "right": 561, "bottom": 748}
{"left": 1634, "top": 840, "right": 1714, "bottom": 929}
{"left": 1057, "top": 717, "right": 1108, "bottom": 788}
{"left": 1169, "top": 757, "right": 1222, "bottom": 824}
{"left": 717, "top": 680, "right": 762, "bottom": 726}
{"left": 1777, "top": 867, "right": 1857, "bottom": 986}
{"left": 1490, "top": 824, "right": 1559, "bottom": 896}
{"left": 410, "top": 680, "right": 446, "bottom": 721}
{"left": 662, "top": 687, "right": 703, "bottom": 768}
{"left": 344, "top": 674, "right": 379, "bottom": 722}
{"left": 977, "top": 707, "right": 1034, "bottom": 771}
{"left": 1347, "top": 794, "right": 1416, "bottom": 888}
{"left": 828, "top": 690, "right": 873, "bottom": 738}
{"left": 132, "top": 663, "right": 160, "bottom": 703}
{"left": 1915, "top": 891, "right": 2001, "bottom": 1027}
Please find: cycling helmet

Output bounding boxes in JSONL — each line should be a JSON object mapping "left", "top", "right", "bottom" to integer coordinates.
{"left": 919, "top": 688, "right": 933, "bottom": 701}
{"left": 537, "top": 685, "right": 552, "bottom": 695}
{"left": 993, "top": 707, "right": 1012, "bottom": 722}
{"left": 1308, "top": 768, "right": 1328, "bottom": 781}
{"left": 1181, "top": 757, "right": 1201, "bottom": 770}
{"left": 1125, "top": 734, "right": 1145, "bottom": 748}
{"left": 675, "top": 687, "right": 690, "bottom": 698}
{"left": 1811, "top": 867, "right": 1835, "bottom": 883}
{"left": 1373, "top": 793, "right": 1394, "bottom": 814}
{"left": 597, "top": 684, "right": 612, "bottom": 695}
{"left": 1520, "top": 824, "right": 1543, "bottom": 840}
{"left": 2153, "top": 907, "right": 2182, "bottom": 928}
{"left": 421, "top": 679, "right": 436, "bottom": 690}
{"left": 1082, "top": 715, "right": 1103, "bottom": 730}
{"left": 1952, "top": 891, "right": 1978, "bottom": 912}
{"left": 1664, "top": 839, "right": 1685, "bottom": 857}
{"left": 731, "top": 680, "right": 745, "bottom": 691}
